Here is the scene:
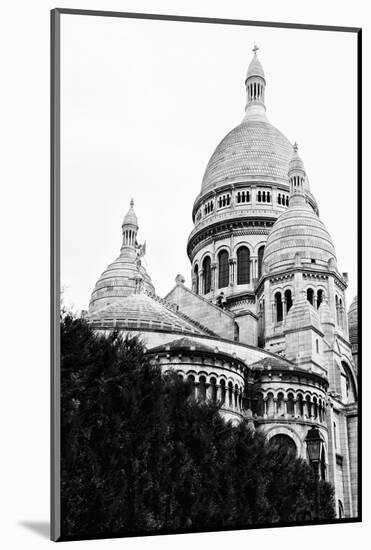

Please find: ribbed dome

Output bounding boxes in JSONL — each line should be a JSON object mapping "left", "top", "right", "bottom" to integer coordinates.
{"left": 89, "top": 247, "right": 155, "bottom": 312}
{"left": 263, "top": 194, "right": 337, "bottom": 273}
{"left": 201, "top": 115, "right": 293, "bottom": 194}
{"left": 87, "top": 292, "right": 205, "bottom": 336}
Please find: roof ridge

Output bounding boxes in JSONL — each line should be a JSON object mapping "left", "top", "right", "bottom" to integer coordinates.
{"left": 164, "top": 283, "right": 235, "bottom": 320}
{"left": 145, "top": 291, "right": 218, "bottom": 336}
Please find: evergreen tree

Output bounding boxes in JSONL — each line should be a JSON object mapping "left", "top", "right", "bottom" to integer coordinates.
{"left": 61, "top": 313, "right": 335, "bottom": 539}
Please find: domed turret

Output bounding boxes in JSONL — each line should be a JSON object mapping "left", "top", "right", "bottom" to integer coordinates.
{"left": 88, "top": 200, "right": 155, "bottom": 314}
{"left": 263, "top": 145, "right": 336, "bottom": 274}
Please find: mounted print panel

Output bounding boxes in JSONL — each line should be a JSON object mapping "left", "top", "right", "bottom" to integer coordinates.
{"left": 51, "top": 9, "right": 361, "bottom": 542}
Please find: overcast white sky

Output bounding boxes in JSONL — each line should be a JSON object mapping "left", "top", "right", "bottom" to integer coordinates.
{"left": 60, "top": 14, "right": 357, "bottom": 312}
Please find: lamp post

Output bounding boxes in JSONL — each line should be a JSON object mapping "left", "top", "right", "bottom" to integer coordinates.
{"left": 304, "top": 427, "right": 324, "bottom": 520}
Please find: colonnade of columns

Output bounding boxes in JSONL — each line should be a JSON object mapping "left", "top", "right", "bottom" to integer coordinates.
{"left": 187, "top": 376, "right": 244, "bottom": 413}
{"left": 254, "top": 392, "right": 326, "bottom": 423}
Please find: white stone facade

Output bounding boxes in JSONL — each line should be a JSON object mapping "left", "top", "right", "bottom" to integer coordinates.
{"left": 87, "top": 47, "right": 358, "bottom": 520}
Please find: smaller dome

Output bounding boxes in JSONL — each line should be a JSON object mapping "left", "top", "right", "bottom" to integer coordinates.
{"left": 87, "top": 293, "right": 206, "bottom": 336}
{"left": 89, "top": 200, "right": 155, "bottom": 313}
{"left": 246, "top": 46, "right": 265, "bottom": 80}
{"left": 123, "top": 198, "right": 138, "bottom": 227}
{"left": 264, "top": 147, "right": 336, "bottom": 274}
{"left": 263, "top": 196, "right": 336, "bottom": 273}
{"left": 88, "top": 248, "right": 155, "bottom": 312}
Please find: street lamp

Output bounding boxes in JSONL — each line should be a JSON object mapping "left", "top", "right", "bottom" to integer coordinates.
{"left": 304, "top": 427, "right": 324, "bottom": 519}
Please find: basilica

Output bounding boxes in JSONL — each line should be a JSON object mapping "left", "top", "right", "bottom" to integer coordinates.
{"left": 85, "top": 47, "right": 358, "bottom": 519}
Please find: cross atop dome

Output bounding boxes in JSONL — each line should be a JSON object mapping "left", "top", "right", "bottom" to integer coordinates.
{"left": 252, "top": 43, "right": 259, "bottom": 54}
{"left": 293, "top": 142, "right": 299, "bottom": 153}
{"left": 130, "top": 198, "right": 134, "bottom": 208}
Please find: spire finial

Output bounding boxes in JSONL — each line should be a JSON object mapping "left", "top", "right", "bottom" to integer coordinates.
{"left": 293, "top": 142, "right": 299, "bottom": 153}
{"left": 252, "top": 43, "right": 259, "bottom": 55}
{"left": 130, "top": 198, "right": 134, "bottom": 208}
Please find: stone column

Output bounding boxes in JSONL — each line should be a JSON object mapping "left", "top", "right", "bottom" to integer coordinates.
{"left": 273, "top": 397, "right": 278, "bottom": 418}
{"left": 229, "top": 258, "right": 236, "bottom": 286}
{"left": 293, "top": 398, "right": 298, "bottom": 418}
{"left": 199, "top": 269, "right": 204, "bottom": 294}
{"left": 284, "top": 397, "right": 288, "bottom": 419}
{"left": 211, "top": 262, "right": 217, "bottom": 293}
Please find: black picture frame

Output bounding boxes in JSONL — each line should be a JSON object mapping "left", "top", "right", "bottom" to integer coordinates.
{"left": 51, "top": 8, "right": 362, "bottom": 542}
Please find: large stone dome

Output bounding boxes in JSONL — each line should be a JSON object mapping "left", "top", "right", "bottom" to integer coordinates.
{"left": 263, "top": 194, "right": 337, "bottom": 274}
{"left": 201, "top": 113, "right": 293, "bottom": 194}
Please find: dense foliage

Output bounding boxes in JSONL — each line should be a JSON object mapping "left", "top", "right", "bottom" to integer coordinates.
{"left": 61, "top": 314, "right": 335, "bottom": 538}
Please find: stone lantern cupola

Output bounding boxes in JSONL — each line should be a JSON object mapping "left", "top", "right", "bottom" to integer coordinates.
{"left": 245, "top": 44, "right": 266, "bottom": 114}
{"left": 121, "top": 198, "right": 138, "bottom": 251}
{"left": 288, "top": 142, "right": 306, "bottom": 198}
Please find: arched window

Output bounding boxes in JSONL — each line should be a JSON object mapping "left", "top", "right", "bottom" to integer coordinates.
{"left": 194, "top": 264, "right": 199, "bottom": 294}
{"left": 202, "top": 256, "right": 211, "bottom": 294}
{"left": 339, "top": 298, "right": 344, "bottom": 327}
{"left": 257, "top": 245, "right": 265, "bottom": 279}
{"left": 341, "top": 361, "right": 356, "bottom": 402}
{"left": 307, "top": 288, "right": 314, "bottom": 305}
{"left": 198, "top": 376, "right": 206, "bottom": 401}
{"left": 237, "top": 246, "right": 250, "bottom": 285}
{"left": 338, "top": 500, "right": 344, "bottom": 519}
{"left": 306, "top": 396, "right": 312, "bottom": 418}
{"left": 234, "top": 322, "right": 240, "bottom": 342}
{"left": 257, "top": 190, "right": 261, "bottom": 202}
{"left": 210, "top": 377, "right": 217, "bottom": 402}
{"left": 267, "top": 392, "right": 274, "bottom": 417}
{"left": 335, "top": 295, "right": 340, "bottom": 325}
{"left": 275, "top": 292, "right": 283, "bottom": 322}
{"left": 286, "top": 196, "right": 289, "bottom": 206}
{"left": 317, "top": 289, "right": 324, "bottom": 308}
{"left": 278, "top": 193, "right": 281, "bottom": 205}
{"left": 228, "top": 382, "right": 233, "bottom": 407}
{"left": 287, "top": 393, "right": 295, "bottom": 416}
{"left": 297, "top": 394, "right": 304, "bottom": 416}
{"left": 218, "top": 250, "right": 229, "bottom": 289}
{"left": 284, "top": 289, "right": 293, "bottom": 314}
{"left": 313, "top": 397, "right": 318, "bottom": 420}
{"left": 254, "top": 393, "right": 264, "bottom": 416}
{"left": 220, "top": 380, "right": 226, "bottom": 404}
{"left": 320, "top": 447, "right": 326, "bottom": 480}
{"left": 269, "top": 434, "right": 297, "bottom": 457}
{"left": 187, "top": 375, "right": 196, "bottom": 399}
{"left": 277, "top": 392, "right": 285, "bottom": 416}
